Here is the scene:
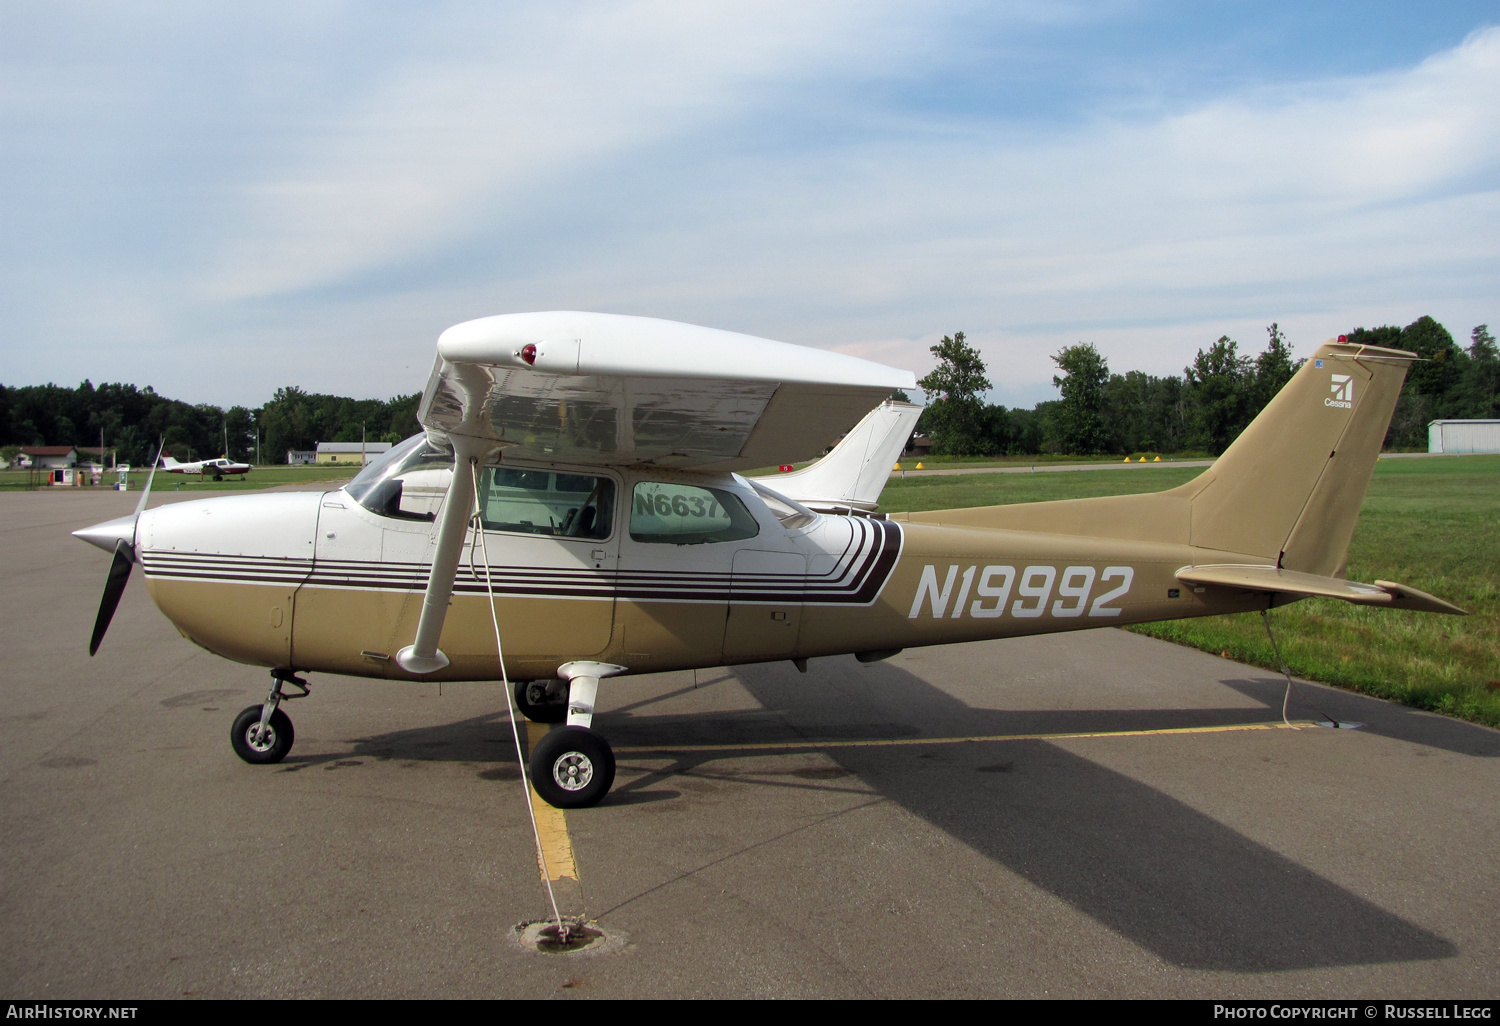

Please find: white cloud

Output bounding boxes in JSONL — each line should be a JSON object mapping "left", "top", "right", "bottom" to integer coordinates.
{"left": 504, "top": 24, "right": 1500, "bottom": 399}
{"left": 201, "top": 2, "right": 921, "bottom": 301}
{"left": 2, "top": 8, "right": 1496, "bottom": 408}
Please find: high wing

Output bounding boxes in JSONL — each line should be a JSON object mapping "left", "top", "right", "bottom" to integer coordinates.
{"left": 417, "top": 312, "right": 914, "bottom": 471}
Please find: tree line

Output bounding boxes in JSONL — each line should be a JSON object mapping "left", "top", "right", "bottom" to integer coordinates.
{"left": 915, "top": 316, "right": 1497, "bottom": 456}
{"left": 0, "top": 381, "right": 421, "bottom": 466}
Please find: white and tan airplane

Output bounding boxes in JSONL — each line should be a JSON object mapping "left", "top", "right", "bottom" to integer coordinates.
{"left": 161, "top": 454, "right": 253, "bottom": 480}
{"left": 73, "top": 312, "right": 1462, "bottom": 808}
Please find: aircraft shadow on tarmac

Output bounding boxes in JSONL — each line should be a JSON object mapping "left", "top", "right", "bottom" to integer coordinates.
{"left": 300, "top": 657, "right": 1474, "bottom": 974}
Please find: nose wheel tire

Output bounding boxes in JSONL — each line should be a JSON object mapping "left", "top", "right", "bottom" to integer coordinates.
{"left": 514, "top": 679, "right": 567, "bottom": 723}
{"left": 230, "top": 705, "right": 295, "bottom": 764}
{"left": 528, "top": 726, "right": 615, "bottom": 808}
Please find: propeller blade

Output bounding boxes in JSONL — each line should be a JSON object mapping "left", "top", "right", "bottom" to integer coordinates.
{"left": 132, "top": 438, "right": 164, "bottom": 534}
{"left": 89, "top": 539, "right": 134, "bottom": 656}
{"left": 85, "top": 440, "right": 163, "bottom": 654}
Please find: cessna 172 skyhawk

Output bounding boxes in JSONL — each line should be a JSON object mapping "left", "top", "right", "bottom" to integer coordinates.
{"left": 73, "top": 312, "right": 1463, "bottom": 808}
{"left": 161, "top": 454, "right": 253, "bottom": 480}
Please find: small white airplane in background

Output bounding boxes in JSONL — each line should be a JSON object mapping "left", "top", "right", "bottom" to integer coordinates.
{"left": 161, "top": 455, "right": 253, "bottom": 481}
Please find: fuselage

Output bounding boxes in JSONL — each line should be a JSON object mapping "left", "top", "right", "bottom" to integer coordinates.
{"left": 128, "top": 452, "right": 1272, "bottom": 683}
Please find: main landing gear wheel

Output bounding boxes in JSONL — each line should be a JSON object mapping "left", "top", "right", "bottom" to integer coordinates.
{"left": 230, "top": 705, "right": 294, "bottom": 764}
{"left": 529, "top": 726, "right": 615, "bottom": 809}
{"left": 514, "top": 679, "right": 567, "bottom": 723}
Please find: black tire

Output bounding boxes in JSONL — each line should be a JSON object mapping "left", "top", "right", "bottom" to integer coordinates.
{"left": 212, "top": 474, "right": 223, "bottom": 482}
{"left": 230, "top": 704, "right": 294, "bottom": 764}
{"left": 529, "top": 726, "right": 615, "bottom": 809}
{"left": 514, "top": 679, "right": 567, "bottom": 723}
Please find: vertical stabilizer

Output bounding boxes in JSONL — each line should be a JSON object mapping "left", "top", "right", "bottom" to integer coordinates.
{"left": 1186, "top": 341, "right": 1414, "bottom": 574}
{"left": 753, "top": 400, "right": 921, "bottom": 512}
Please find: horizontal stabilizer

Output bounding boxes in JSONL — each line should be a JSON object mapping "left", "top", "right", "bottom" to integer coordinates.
{"left": 754, "top": 400, "right": 921, "bottom": 512}
{"left": 1175, "top": 564, "right": 1466, "bottom": 615}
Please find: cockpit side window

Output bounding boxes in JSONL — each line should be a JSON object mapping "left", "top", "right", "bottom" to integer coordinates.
{"left": 478, "top": 468, "right": 614, "bottom": 539}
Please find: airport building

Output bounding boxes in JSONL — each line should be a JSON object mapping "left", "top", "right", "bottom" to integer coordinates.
{"left": 1428, "top": 419, "right": 1500, "bottom": 454}
{"left": 314, "top": 441, "right": 393, "bottom": 465}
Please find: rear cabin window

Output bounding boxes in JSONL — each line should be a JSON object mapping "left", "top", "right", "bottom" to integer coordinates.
{"left": 629, "top": 482, "right": 759, "bottom": 544}
{"left": 479, "top": 468, "right": 614, "bottom": 539}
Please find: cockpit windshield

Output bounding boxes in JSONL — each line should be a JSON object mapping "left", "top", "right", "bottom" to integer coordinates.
{"left": 345, "top": 433, "right": 454, "bottom": 521}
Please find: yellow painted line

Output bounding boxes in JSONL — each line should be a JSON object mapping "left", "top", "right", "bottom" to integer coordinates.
{"left": 524, "top": 720, "right": 580, "bottom": 888}
{"left": 614, "top": 720, "right": 1314, "bottom": 755}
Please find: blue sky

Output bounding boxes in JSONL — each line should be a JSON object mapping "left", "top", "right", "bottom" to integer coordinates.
{"left": 3, "top": 2, "right": 1498, "bottom": 409}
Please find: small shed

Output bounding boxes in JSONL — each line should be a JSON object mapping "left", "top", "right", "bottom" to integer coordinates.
{"left": 1428, "top": 420, "right": 1500, "bottom": 454}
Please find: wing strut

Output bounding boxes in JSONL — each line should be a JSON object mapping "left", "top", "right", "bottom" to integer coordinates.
{"left": 396, "top": 434, "right": 490, "bottom": 673}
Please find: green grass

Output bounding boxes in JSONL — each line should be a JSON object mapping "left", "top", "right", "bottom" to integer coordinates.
{"left": 880, "top": 455, "right": 1500, "bottom": 729}
{"left": 891, "top": 451, "right": 1213, "bottom": 469}
{"left": 0, "top": 465, "right": 360, "bottom": 492}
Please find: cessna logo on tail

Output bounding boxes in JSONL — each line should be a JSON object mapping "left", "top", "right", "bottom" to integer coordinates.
{"left": 1326, "top": 374, "right": 1353, "bottom": 409}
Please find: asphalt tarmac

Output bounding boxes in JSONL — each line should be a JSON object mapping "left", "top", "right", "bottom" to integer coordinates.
{"left": 3, "top": 487, "right": 1497, "bottom": 999}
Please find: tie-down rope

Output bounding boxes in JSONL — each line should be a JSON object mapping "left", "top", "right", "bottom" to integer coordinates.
{"left": 465, "top": 459, "right": 568, "bottom": 941}
{"left": 1260, "top": 605, "right": 1338, "bottom": 729}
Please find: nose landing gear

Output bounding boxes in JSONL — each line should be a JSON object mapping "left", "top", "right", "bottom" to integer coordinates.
{"left": 513, "top": 679, "right": 568, "bottom": 723}
{"left": 230, "top": 669, "right": 309, "bottom": 765}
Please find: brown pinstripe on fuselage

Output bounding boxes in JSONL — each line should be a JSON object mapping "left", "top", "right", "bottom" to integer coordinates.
{"left": 143, "top": 506, "right": 1273, "bottom": 683}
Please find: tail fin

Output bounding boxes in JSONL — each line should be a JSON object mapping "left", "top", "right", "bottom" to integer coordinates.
{"left": 1184, "top": 341, "right": 1414, "bottom": 574}
{"left": 907, "top": 341, "right": 1415, "bottom": 577}
{"left": 754, "top": 400, "right": 921, "bottom": 512}
{"left": 160, "top": 455, "right": 181, "bottom": 468}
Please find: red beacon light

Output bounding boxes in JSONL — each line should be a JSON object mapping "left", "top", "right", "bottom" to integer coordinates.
{"left": 1337, "top": 335, "right": 1347, "bottom": 344}
{"left": 520, "top": 343, "right": 537, "bottom": 366}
